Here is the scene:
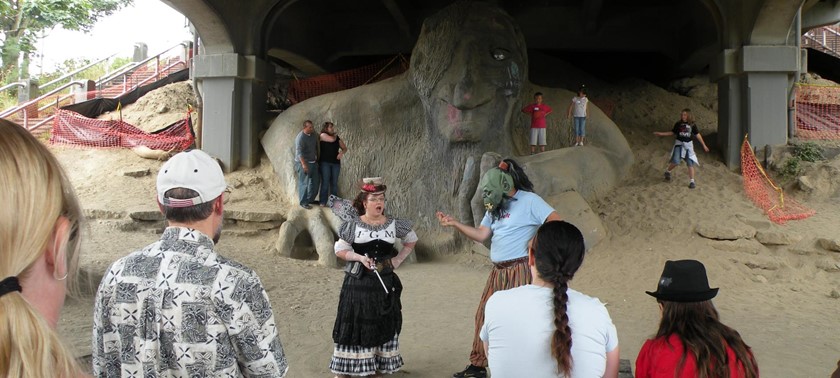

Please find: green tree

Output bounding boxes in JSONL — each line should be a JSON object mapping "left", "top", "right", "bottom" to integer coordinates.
{"left": 0, "top": 0, "right": 132, "bottom": 84}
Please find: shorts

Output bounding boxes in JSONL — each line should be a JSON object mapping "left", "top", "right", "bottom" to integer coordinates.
{"left": 670, "top": 145, "right": 696, "bottom": 167}
{"left": 530, "top": 128, "right": 546, "bottom": 146}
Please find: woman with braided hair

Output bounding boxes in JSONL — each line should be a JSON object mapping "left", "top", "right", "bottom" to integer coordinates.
{"left": 480, "top": 221, "right": 620, "bottom": 378}
{"left": 438, "top": 158, "right": 563, "bottom": 378}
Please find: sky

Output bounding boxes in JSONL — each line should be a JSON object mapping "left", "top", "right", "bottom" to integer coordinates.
{"left": 34, "top": 0, "right": 192, "bottom": 74}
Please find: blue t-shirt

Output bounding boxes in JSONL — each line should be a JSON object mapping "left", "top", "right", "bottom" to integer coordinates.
{"left": 480, "top": 190, "right": 555, "bottom": 262}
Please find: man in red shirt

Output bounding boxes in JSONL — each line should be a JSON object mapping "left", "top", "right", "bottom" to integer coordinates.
{"left": 521, "top": 92, "right": 552, "bottom": 154}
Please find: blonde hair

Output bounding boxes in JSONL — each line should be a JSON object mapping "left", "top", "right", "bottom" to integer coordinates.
{"left": 0, "top": 119, "right": 84, "bottom": 377}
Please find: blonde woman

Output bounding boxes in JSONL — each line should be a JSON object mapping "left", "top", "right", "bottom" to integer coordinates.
{"left": 0, "top": 119, "right": 87, "bottom": 377}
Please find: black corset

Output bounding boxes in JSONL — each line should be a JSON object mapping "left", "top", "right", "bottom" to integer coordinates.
{"left": 352, "top": 239, "right": 397, "bottom": 261}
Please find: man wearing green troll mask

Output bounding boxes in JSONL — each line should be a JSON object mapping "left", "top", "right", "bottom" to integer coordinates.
{"left": 437, "top": 158, "right": 562, "bottom": 378}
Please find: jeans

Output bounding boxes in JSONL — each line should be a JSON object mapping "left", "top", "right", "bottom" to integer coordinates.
{"left": 319, "top": 162, "right": 341, "bottom": 204}
{"left": 574, "top": 117, "right": 586, "bottom": 136}
{"left": 670, "top": 145, "right": 696, "bottom": 166}
{"left": 294, "top": 160, "right": 319, "bottom": 206}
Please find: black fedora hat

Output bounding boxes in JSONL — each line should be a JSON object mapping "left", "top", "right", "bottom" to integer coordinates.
{"left": 646, "top": 260, "right": 718, "bottom": 302}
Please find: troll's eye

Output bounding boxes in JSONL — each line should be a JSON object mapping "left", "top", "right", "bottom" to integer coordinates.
{"left": 491, "top": 48, "right": 509, "bottom": 61}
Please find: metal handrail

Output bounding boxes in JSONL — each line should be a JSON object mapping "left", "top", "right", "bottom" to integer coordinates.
{"left": 41, "top": 54, "right": 116, "bottom": 90}
{"left": 0, "top": 81, "right": 26, "bottom": 93}
{"left": 125, "top": 60, "right": 188, "bottom": 94}
{"left": 96, "top": 42, "right": 189, "bottom": 88}
{"left": 0, "top": 80, "right": 85, "bottom": 119}
{"left": 96, "top": 61, "right": 144, "bottom": 87}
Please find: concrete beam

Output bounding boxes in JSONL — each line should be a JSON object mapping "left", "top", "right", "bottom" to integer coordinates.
{"left": 750, "top": 0, "right": 805, "bottom": 45}
{"left": 266, "top": 48, "right": 327, "bottom": 75}
{"left": 740, "top": 45, "right": 799, "bottom": 72}
{"left": 802, "top": 0, "right": 840, "bottom": 29}
{"left": 710, "top": 45, "right": 798, "bottom": 79}
{"left": 163, "top": 0, "right": 234, "bottom": 54}
{"left": 380, "top": 0, "right": 412, "bottom": 41}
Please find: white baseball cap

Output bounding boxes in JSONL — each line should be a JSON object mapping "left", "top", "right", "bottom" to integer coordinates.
{"left": 156, "top": 149, "right": 227, "bottom": 208}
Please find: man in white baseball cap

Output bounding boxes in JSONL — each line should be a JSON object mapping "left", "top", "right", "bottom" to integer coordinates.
{"left": 93, "top": 149, "right": 289, "bottom": 377}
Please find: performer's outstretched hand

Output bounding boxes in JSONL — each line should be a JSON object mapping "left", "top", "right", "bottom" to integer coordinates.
{"left": 436, "top": 211, "right": 456, "bottom": 227}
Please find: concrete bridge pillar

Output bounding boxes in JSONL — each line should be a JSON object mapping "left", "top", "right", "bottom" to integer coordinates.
{"left": 712, "top": 45, "right": 799, "bottom": 167}
{"left": 193, "top": 53, "right": 269, "bottom": 171}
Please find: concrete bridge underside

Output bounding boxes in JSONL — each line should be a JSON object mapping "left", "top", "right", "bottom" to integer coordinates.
{"left": 162, "top": 0, "right": 840, "bottom": 171}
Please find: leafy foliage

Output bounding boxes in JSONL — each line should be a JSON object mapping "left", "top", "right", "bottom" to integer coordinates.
{"left": 792, "top": 142, "right": 824, "bottom": 163}
{"left": 779, "top": 157, "right": 802, "bottom": 180}
{"left": 1, "top": 0, "right": 133, "bottom": 83}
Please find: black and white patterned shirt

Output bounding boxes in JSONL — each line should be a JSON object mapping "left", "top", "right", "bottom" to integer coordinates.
{"left": 92, "top": 227, "right": 288, "bottom": 378}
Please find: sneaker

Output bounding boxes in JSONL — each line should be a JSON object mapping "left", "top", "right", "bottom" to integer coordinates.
{"left": 689, "top": 182, "right": 696, "bottom": 189}
{"left": 664, "top": 172, "right": 671, "bottom": 182}
{"left": 453, "top": 365, "right": 487, "bottom": 378}
{"left": 300, "top": 204, "right": 312, "bottom": 209}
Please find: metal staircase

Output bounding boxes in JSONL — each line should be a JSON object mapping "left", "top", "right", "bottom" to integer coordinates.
{"left": 803, "top": 26, "right": 840, "bottom": 59}
{"left": 0, "top": 42, "right": 191, "bottom": 134}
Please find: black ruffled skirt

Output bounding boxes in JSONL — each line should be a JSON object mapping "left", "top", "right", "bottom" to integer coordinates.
{"left": 332, "top": 270, "right": 403, "bottom": 347}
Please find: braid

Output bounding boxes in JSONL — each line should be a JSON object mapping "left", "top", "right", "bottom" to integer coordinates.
{"left": 532, "top": 221, "right": 585, "bottom": 377}
{"left": 551, "top": 278, "right": 573, "bottom": 376}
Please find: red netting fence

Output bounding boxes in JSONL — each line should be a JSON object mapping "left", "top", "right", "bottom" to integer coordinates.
{"left": 287, "top": 55, "right": 409, "bottom": 104}
{"left": 50, "top": 109, "right": 194, "bottom": 152}
{"left": 740, "top": 136, "right": 814, "bottom": 224}
{"left": 794, "top": 83, "right": 840, "bottom": 140}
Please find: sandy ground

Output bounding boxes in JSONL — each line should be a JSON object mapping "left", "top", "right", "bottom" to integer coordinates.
{"left": 53, "top": 76, "right": 840, "bottom": 377}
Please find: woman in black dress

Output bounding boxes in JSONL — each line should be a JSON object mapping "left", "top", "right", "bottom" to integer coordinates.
{"left": 328, "top": 177, "right": 418, "bottom": 377}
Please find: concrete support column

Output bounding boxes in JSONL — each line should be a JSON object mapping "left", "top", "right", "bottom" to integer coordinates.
{"left": 712, "top": 45, "right": 798, "bottom": 168}
{"left": 133, "top": 42, "right": 148, "bottom": 62}
{"left": 240, "top": 56, "right": 270, "bottom": 168}
{"left": 193, "top": 53, "right": 270, "bottom": 171}
{"left": 17, "top": 79, "right": 38, "bottom": 103}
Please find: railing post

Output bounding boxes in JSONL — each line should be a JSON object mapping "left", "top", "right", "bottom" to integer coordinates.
{"left": 133, "top": 42, "right": 148, "bottom": 62}
{"left": 17, "top": 79, "right": 39, "bottom": 104}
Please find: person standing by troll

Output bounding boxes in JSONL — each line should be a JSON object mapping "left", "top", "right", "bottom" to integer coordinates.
{"left": 318, "top": 121, "right": 348, "bottom": 206}
{"left": 567, "top": 85, "right": 589, "bottom": 146}
{"left": 522, "top": 92, "right": 553, "bottom": 154}
{"left": 295, "top": 119, "right": 319, "bottom": 208}
{"left": 437, "top": 158, "right": 562, "bottom": 378}
{"left": 654, "top": 108, "right": 710, "bottom": 189}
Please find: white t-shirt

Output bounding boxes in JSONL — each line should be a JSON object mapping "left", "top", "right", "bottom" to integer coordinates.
{"left": 480, "top": 285, "right": 618, "bottom": 378}
{"left": 571, "top": 96, "right": 588, "bottom": 118}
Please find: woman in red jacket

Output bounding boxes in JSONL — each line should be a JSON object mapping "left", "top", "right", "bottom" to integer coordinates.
{"left": 636, "top": 260, "right": 759, "bottom": 378}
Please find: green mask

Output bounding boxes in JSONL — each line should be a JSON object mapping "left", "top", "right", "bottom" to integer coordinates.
{"left": 480, "top": 168, "right": 514, "bottom": 211}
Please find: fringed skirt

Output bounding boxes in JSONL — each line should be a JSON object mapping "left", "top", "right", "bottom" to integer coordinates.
{"left": 330, "top": 271, "right": 403, "bottom": 375}
{"left": 329, "top": 334, "right": 403, "bottom": 376}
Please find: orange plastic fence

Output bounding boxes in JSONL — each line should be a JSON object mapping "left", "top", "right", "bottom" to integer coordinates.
{"left": 740, "top": 136, "right": 814, "bottom": 224}
{"left": 795, "top": 83, "right": 840, "bottom": 140}
{"left": 287, "top": 55, "right": 409, "bottom": 104}
{"left": 50, "top": 109, "right": 194, "bottom": 152}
